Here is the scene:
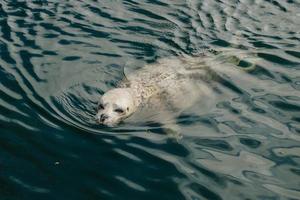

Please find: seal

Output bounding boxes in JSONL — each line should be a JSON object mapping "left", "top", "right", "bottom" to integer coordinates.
{"left": 95, "top": 55, "right": 216, "bottom": 129}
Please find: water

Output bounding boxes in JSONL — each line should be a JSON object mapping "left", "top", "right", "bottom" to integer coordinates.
{"left": 0, "top": 0, "right": 300, "bottom": 199}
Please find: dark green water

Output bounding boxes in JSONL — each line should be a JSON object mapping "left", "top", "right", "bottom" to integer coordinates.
{"left": 1, "top": 0, "right": 300, "bottom": 199}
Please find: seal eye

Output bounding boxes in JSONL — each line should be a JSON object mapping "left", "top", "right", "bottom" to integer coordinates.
{"left": 98, "top": 103, "right": 104, "bottom": 110}
{"left": 114, "top": 108, "right": 124, "bottom": 114}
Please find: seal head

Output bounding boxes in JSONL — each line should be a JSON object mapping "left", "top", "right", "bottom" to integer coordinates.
{"left": 95, "top": 88, "right": 137, "bottom": 127}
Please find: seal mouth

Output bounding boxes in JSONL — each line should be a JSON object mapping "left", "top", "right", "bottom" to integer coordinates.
{"left": 95, "top": 117, "right": 119, "bottom": 127}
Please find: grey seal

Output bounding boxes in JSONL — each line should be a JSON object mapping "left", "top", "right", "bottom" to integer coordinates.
{"left": 95, "top": 55, "right": 217, "bottom": 130}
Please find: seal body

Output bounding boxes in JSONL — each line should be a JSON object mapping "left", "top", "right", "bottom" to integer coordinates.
{"left": 96, "top": 55, "right": 217, "bottom": 128}
{"left": 116, "top": 56, "right": 216, "bottom": 125}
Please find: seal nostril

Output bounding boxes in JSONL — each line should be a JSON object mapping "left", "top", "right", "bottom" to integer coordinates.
{"left": 100, "top": 114, "right": 108, "bottom": 122}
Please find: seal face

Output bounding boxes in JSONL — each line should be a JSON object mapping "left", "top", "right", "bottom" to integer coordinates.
{"left": 95, "top": 88, "right": 137, "bottom": 127}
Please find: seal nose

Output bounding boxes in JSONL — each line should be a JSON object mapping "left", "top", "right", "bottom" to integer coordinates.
{"left": 100, "top": 114, "right": 108, "bottom": 122}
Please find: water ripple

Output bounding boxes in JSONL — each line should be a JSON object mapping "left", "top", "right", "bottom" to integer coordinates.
{"left": 0, "top": 0, "right": 300, "bottom": 199}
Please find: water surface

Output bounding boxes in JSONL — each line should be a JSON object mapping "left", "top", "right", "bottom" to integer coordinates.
{"left": 0, "top": 0, "right": 300, "bottom": 199}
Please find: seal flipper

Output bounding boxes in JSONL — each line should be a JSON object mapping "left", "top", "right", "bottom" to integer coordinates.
{"left": 118, "top": 59, "right": 146, "bottom": 88}
{"left": 123, "top": 59, "right": 146, "bottom": 77}
{"left": 117, "top": 65, "right": 130, "bottom": 88}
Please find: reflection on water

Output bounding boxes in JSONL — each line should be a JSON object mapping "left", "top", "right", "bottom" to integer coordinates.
{"left": 0, "top": 0, "right": 300, "bottom": 199}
